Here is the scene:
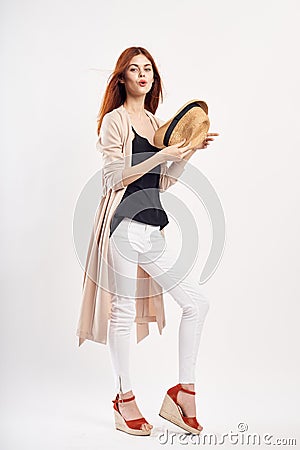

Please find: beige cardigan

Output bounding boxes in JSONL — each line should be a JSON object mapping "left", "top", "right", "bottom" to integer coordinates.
{"left": 76, "top": 104, "right": 188, "bottom": 347}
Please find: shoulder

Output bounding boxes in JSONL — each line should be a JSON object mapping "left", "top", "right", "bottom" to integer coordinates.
{"left": 102, "top": 107, "right": 123, "bottom": 125}
{"left": 101, "top": 107, "right": 125, "bottom": 135}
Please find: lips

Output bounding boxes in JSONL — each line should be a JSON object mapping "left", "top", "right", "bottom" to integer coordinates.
{"left": 139, "top": 81, "right": 147, "bottom": 86}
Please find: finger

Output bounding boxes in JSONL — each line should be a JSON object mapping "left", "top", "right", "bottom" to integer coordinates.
{"left": 182, "top": 145, "right": 195, "bottom": 154}
{"left": 179, "top": 143, "right": 192, "bottom": 150}
{"left": 183, "top": 144, "right": 193, "bottom": 151}
{"left": 207, "top": 133, "right": 219, "bottom": 136}
{"left": 176, "top": 139, "right": 188, "bottom": 147}
{"left": 181, "top": 149, "right": 194, "bottom": 157}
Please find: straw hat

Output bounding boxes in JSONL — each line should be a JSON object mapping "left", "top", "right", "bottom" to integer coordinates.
{"left": 153, "top": 99, "right": 210, "bottom": 149}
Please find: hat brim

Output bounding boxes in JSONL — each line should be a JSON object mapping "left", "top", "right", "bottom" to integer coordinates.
{"left": 154, "top": 99, "right": 210, "bottom": 149}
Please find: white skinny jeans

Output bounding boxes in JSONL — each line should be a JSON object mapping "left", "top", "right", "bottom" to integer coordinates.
{"left": 107, "top": 217, "right": 209, "bottom": 394}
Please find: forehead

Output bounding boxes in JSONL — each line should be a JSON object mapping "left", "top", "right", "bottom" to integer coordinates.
{"left": 128, "top": 55, "right": 152, "bottom": 67}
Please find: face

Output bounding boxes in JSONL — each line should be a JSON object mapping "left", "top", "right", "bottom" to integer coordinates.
{"left": 120, "top": 54, "right": 154, "bottom": 97}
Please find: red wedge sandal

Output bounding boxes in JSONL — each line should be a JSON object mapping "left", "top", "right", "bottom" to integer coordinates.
{"left": 159, "top": 383, "right": 203, "bottom": 434}
{"left": 112, "top": 393, "right": 152, "bottom": 436}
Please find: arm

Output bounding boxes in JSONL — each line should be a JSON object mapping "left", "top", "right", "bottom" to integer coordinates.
{"left": 122, "top": 154, "right": 164, "bottom": 187}
{"left": 97, "top": 113, "right": 165, "bottom": 193}
{"left": 157, "top": 117, "right": 197, "bottom": 193}
{"left": 96, "top": 113, "right": 125, "bottom": 193}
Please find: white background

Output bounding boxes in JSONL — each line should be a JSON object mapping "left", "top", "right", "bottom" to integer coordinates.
{"left": 1, "top": 0, "right": 300, "bottom": 448}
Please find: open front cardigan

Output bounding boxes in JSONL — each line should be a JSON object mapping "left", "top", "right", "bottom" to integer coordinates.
{"left": 76, "top": 104, "right": 188, "bottom": 347}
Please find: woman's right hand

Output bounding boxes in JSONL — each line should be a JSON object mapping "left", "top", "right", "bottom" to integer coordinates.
{"left": 158, "top": 139, "right": 193, "bottom": 162}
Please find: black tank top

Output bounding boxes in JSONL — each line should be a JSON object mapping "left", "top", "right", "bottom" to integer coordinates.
{"left": 109, "top": 126, "right": 169, "bottom": 238}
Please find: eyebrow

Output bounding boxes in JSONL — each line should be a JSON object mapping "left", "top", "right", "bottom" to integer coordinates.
{"left": 128, "top": 63, "right": 152, "bottom": 68}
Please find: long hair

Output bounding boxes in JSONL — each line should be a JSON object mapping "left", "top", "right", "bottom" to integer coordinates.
{"left": 96, "top": 47, "right": 164, "bottom": 136}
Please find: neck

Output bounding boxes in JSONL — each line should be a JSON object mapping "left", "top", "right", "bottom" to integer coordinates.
{"left": 123, "top": 97, "right": 146, "bottom": 117}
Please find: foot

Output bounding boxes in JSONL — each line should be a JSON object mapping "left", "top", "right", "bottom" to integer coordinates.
{"left": 177, "top": 384, "right": 202, "bottom": 431}
{"left": 118, "top": 390, "right": 153, "bottom": 432}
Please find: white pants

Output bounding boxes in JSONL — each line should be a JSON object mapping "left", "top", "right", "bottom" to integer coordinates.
{"left": 107, "top": 217, "right": 209, "bottom": 394}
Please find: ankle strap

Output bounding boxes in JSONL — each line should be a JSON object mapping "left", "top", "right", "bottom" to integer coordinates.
{"left": 179, "top": 384, "right": 196, "bottom": 395}
{"left": 112, "top": 394, "right": 135, "bottom": 404}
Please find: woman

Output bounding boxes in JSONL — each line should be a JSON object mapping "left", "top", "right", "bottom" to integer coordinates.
{"left": 77, "top": 46, "right": 218, "bottom": 436}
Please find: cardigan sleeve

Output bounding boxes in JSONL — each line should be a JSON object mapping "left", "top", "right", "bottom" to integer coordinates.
{"left": 96, "top": 112, "right": 125, "bottom": 194}
{"left": 156, "top": 116, "right": 188, "bottom": 193}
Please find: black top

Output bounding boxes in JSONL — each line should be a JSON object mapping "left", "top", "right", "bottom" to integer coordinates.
{"left": 109, "top": 126, "right": 169, "bottom": 238}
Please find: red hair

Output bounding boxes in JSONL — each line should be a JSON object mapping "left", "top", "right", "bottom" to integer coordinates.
{"left": 96, "top": 47, "right": 164, "bottom": 136}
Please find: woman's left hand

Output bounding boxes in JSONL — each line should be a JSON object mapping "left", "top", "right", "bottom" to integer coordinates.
{"left": 192, "top": 132, "right": 220, "bottom": 150}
